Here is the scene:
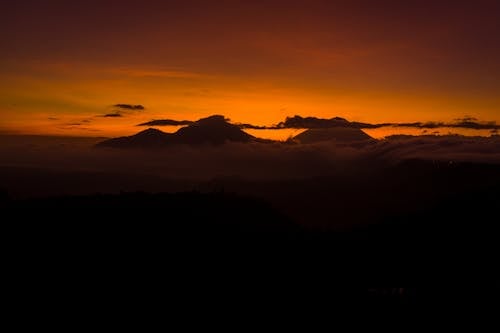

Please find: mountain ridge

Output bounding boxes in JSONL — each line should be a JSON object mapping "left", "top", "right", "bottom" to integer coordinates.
{"left": 96, "top": 115, "right": 256, "bottom": 148}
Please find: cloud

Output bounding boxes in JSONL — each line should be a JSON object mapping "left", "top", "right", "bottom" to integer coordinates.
{"left": 270, "top": 115, "right": 384, "bottom": 129}
{"left": 69, "top": 119, "right": 92, "bottom": 124}
{"left": 137, "top": 118, "right": 268, "bottom": 129}
{"left": 60, "top": 118, "right": 93, "bottom": 128}
{"left": 57, "top": 124, "right": 100, "bottom": 132}
{"left": 275, "top": 115, "right": 358, "bottom": 129}
{"left": 271, "top": 115, "right": 500, "bottom": 131}
{"left": 137, "top": 119, "right": 193, "bottom": 126}
{"left": 369, "top": 135, "right": 500, "bottom": 164}
{"left": 4, "top": 134, "right": 500, "bottom": 186}
{"left": 101, "top": 113, "right": 123, "bottom": 118}
{"left": 99, "top": 104, "right": 145, "bottom": 118}
{"left": 113, "top": 104, "right": 145, "bottom": 111}
{"left": 48, "top": 117, "right": 59, "bottom": 121}
{"left": 449, "top": 121, "right": 500, "bottom": 130}
{"left": 392, "top": 121, "right": 500, "bottom": 130}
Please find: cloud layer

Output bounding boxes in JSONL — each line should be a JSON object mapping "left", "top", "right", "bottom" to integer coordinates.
{"left": 4, "top": 133, "right": 498, "bottom": 181}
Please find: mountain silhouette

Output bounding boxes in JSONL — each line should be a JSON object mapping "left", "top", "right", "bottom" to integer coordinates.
{"left": 172, "top": 115, "right": 254, "bottom": 144}
{"left": 292, "top": 127, "right": 374, "bottom": 144}
{"left": 96, "top": 115, "right": 255, "bottom": 148}
{"left": 96, "top": 128, "right": 174, "bottom": 148}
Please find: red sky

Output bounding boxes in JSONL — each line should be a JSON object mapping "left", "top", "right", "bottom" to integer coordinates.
{"left": 1, "top": 0, "right": 499, "bottom": 137}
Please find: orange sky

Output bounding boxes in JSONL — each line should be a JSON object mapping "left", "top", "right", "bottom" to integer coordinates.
{"left": 1, "top": 0, "right": 499, "bottom": 137}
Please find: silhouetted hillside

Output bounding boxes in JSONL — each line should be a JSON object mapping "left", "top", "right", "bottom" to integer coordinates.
{"left": 292, "top": 127, "right": 374, "bottom": 143}
{"left": 95, "top": 128, "right": 173, "bottom": 148}
{"left": 3, "top": 181, "right": 499, "bottom": 307}
{"left": 96, "top": 115, "right": 256, "bottom": 148}
{"left": 4, "top": 191, "right": 299, "bottom": 234}
{"left": 173, "top": 115, "right": 254, "bottom": 144}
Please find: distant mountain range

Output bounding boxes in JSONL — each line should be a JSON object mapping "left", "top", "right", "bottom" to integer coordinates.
{"left": 96, "top": 114, "right": 374, "bottom": 148}
{"left": 96, "top": 115, "right": 255, "bottom": 148}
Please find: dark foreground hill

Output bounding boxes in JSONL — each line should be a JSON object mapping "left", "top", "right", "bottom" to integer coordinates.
{"left": 3, "top": 191, "right": 297, "bottom": 234}
{"left": 2, "top": 189, "right": 498, "bottom": 309}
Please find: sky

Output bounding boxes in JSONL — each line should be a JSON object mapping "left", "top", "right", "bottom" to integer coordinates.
{"left": 1, "top": 0, "right": 499, "bottom": 137}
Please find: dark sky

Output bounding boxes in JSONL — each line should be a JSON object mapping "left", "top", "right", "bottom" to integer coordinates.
{"left": 1, "top": 0, "right": 499, "bottom": 136}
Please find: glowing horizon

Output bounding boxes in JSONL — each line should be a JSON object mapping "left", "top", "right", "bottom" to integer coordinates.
{"left": 1, "top": 1, "right": 499, "bottom": 137}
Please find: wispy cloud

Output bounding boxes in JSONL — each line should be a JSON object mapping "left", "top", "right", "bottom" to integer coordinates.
{"left": 100, "top": 113, "right": 123, "bottom": 118}
{"left": 137, "top": 119, "right": 193, "bottom": 126}
{"left": 109, "top": 69, "right": 204, "bottom": 79}
{"left": 21, "top": 61, "right": 205, "bottom": 79}
{"left": 57, "top": 122, "right": 100, "bottom": 132}
{"left": 113, "top": 104, "right": 145, "bottom": 111}
{"left": 60, "top": 118, "right": 93, "bottom": 127}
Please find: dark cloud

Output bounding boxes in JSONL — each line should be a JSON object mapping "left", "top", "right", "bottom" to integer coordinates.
{"left": 392, "top": 122, "right": 443, "bottom": 129}
{"left": 137, "top": 119, "right": 193, "bottom": 126}
{"left": 275, "top": 115, "right": 361, "bottom": 129}
{"left": 449, "top": 121, "right": 500, "bottom": 130}
{"left": 267, "top": 115, "right": 383, "bottom": 129}
{"left": 113, "top": 104, "right": 145, "bottom": 111}
{"left": 101, "top": 113, "right": 123, "bottom": 118}
{"left": 65, "top": 118, "right": 93, "bottom": 125}
{"left": 48, "top": 117, "right": 59, "bottom": 121}
{"left": 391, "top": 120, "right": 500, "bottom": 130}
{"left": 271, "top": 115, "right": 500, "bottom": 131}
{"left": 137, "top": 119, "right": 267, "bottom": 129}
